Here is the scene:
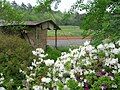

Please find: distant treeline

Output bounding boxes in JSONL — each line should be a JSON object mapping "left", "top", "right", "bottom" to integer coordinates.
{"left": 0, "top": 1, "right": 84, "bottom": 26}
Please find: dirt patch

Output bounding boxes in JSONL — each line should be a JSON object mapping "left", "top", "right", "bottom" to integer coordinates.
{"left": 47, "top": 36, "right": 91, "bottom": 40}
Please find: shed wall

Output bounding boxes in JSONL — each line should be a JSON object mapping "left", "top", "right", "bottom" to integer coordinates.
{"left": 36, "top": 27, "right": 47, "bottom": 49}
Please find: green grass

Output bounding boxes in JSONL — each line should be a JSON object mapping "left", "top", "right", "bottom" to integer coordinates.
{"left": 47, "top": 26, "right": 83, "bottom": 37}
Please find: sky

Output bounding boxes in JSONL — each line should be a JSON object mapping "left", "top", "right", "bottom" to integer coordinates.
{"left": 7, "top": 0, "right": 88, "bottom": 14}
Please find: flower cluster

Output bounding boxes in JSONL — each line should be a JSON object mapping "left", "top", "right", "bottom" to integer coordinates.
{"left": 0, "top": 73, "right": 4, "bottom": 85}
{"left": 20, "top": 40, "right": 120, "bottom": 90}
{"left": 0, "top": 73, "right": 6, "bottom": 90}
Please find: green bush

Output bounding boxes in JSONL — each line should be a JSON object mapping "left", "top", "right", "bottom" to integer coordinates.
{"left": 0, "top": 33, "right": 34, "bottom": 89}
{"left": 45, "top": 46, "right": 61, "bottom": 60}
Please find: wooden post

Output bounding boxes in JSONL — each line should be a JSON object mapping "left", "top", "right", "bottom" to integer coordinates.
{"left": 55, "top": 29, "right": 57, "bottom": 48}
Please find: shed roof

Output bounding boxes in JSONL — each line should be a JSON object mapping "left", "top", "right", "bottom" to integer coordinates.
{"left": 0, "top": 20, "right": 61, "bottom": 30}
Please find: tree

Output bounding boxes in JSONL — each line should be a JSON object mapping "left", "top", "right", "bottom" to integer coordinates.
{"left": 0, "top": 0, "right": 25, "bottom": 23}
{"left": 73, "top": 0, "right": 120, "bottom": 45}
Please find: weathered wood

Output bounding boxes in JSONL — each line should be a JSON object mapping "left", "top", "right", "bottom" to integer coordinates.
{"left": 55, "top": 29, "right": 57, "bottom": 48}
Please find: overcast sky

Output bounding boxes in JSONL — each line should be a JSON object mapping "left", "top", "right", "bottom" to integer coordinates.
{"left": 7, "top": 0, "right": 88, "bottom": 14}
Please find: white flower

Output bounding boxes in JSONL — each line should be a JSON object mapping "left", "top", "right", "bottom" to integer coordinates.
{"left": 79, "top": 47, "right": 86, "bottom": 57}
{"left": 85, "top": 45, "right": 94, "bottom": 52}
{"left": 108, "top": 43, "right": 115, "bottom": 48}
{"left": 105, "top": 58, "right": 111, "bottom": 66}
{"left": 36, "top": 48, "right": 44, "bottom": 53}
{"left": 84, "top": 70, "right": 89, "bottom": 75}
{"left": 109, "top": 76, "right": 114, "bottom": 80}
{"left": 89, "top": 70, "right": 95, "bottom": 74}
{"left": 41, "top": 77, "right": 51, "bottom": 83}
{"left": 19, "top": 69, "right": 26, "bottom": 74}
{"left": 0, "top": 81, "right": 3, "bottom": 84}
{"left": 105, "top": 51, "right": 109, "bottom": 57}
{"left": 32, "top": 62, "right": 37, "bottom": 67}
{"left": 117, "top": 64, "right": 120, "bottom": 68}
{"left": 58, "top": 73, "right": 63, "bottom": 77}
{"left": 93, "top": 56, "right": 98, "bottom": 59}
{"left": 112, "top": 70, "right": 117, "bottom": 74}
{"left": 0, "top": 87, "right": 6, "bottom": 90}
{"left": 0, "top": 77, "right": 4, "bottom": 81}
{"left": 116, "top": 40, "right": 120, "bottom": 46}
{"left": 104, "top": 43, "right": 109, "bottom": 48}
{"left": 118, "top": 69, "right": 120, "bottom": 73}
{"left": 39, "top": 54, "right": 47, "bottom": 58}
{"left": 97, "top": 44, "right": 104, "bottom": 50}
{"left": 70, "top": 72, "right": 75, "bottom": 79}
{"left": 43, "top": 87, "right": 49, "bottom": 90}
{"left": 64, "top": 85, "right": 70, "bottom": 90}
{"left": 112, "top": 84, "right": 117, "bottom": 88}
{"left": 29, "top": 66, "right": 33, "bottom": 70}
{"left": 84, "top": 79, "right": 87, "bottom": 82}
{"left": 0, "top": 73, "right": 3, "bottom": 76}
{"left": 10, "top": 79, "right": 13, "bottom": 82}
{"left": 61, "top": 53, "right": 70, "bottom": 60}
{"left": 30, "top": 73, "right": 36, "bottom": 77}
{"left": 84, "top": 41, "right": 90, "bottom": 46}
{"left": 33, "top": 85, "right": 43, "bottom": 90}
{"left": 111, "top": 48, "right": 120, "bottom": 54}
{"left": 44, "top": 59, "right": 54, "bottom": 66}
{"left": 53, "top": 78, "right": 59, "bottom": 82}
{"left": 109, "top": 58, "right": 118, "bottom": 65}
{"left": 32, "top": 51, "right": 38, "bottom": 56}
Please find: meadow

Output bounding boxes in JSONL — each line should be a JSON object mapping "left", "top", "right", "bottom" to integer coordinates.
{"left": 47, "top": 26, "right": 83, "bottom": 37}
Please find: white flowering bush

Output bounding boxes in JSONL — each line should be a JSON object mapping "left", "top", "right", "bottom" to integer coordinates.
{"left": 18, "top": 40, "right": 120, "bottom": 90}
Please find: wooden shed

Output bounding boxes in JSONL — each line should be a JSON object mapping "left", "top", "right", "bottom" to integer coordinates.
{"left": 0, "top": 20, "right": 61, "bottom": 49}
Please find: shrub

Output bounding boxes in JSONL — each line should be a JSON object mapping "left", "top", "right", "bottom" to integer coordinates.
{"left": 45, "top": 46, "right": 61, "bottom": 60}
{"left": 16, "top": 39, "right": 120, "bottom": 90}
{"left": 0, "top": 34, "right": 34, "bottom": 89}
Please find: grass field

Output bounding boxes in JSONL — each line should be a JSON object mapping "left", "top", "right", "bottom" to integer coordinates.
{"left": 47, "top": 26, "right": 83, "bottom": 37}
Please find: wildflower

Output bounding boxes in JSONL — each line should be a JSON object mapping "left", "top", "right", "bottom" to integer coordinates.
{"left": 0, "top": 87, "right": 6, "bottom": 90}
{"left": 32, "top": 62, "right": 37, "bottom": 67}
{"left": 33, "top": 85, "right": 43, "bottom": 90}
{"left": 32, "top": 51, "right": 38, "bottom": 56}
{"left": 53, "top": 78, "right": 59, "bottom": 82}
{"left": 29, "top": 66, "right": 33, "bottom": 70}
{"left": 116, "top": 40, "right": 120, "bottom": 46}
{"left": 97, "top": 44, "right": 104, "bottom": 50}
{"left": 109, "top": 58, "right": 118, "bottom": 65}
{"left": 64, "top": 85, "right": 70, "bottom": 90}
{"left": 111, "top": 48, "right": 120, "bottom": 54}
{"left": 84, "top": 41, "right": 90, "bottom": 46}
{"left": 86, "top": 45, "right": 94, "bottom": 52}
{"left": 108, "top": 43, "right": 115, "bottom": 48}
{"left": 58, "top": 73, "right": 63, "bottom": 77}
{"left": 112, "top": 70, "right": 117, "bottom": 74}
{"left": 112, "top": 84, "right": 117, "bottom": 88}
{"left": 41, "top": 77, "right": 51, "bottom": 83}
{"left": 36, "top": 48, "right": 44, "bottom": 53}
{"left": 44, "top": 59, "right": 54, "bottom": 66}
{"left": 93, "top": 56, "right": 98, "bottom": 60}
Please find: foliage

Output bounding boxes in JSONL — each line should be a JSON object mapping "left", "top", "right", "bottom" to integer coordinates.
{"left": 45, "top": 46, "right": 61, "bottom": 60}
{"left": 0, "top": 0, "right": 83, "bottom": 26}
{"left": 9, "top": 39, "right": 119, "bottom": 90}
{"left": 0, "top": 0, "right": 25, "bottom": 22}
{"left": 72, "top": 0, "right": 120, "bottom": 45}
{"left": 0, "top": 34, "right": 34, "bottom": 89}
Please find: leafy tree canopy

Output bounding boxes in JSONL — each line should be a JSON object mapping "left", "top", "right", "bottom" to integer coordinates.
{"left": 72, "top": 0, "right": 120, "bottom": 45}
